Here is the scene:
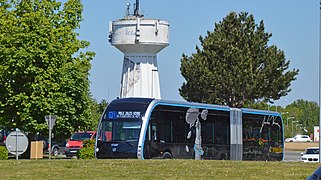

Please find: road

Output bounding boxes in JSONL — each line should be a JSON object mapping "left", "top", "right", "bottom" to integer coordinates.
{"left": 284, "top": 150, "right": 302, "bottom": 162}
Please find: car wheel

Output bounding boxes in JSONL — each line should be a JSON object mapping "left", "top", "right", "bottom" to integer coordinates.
{"left": 53, "top": 147, "right": 59, "bottom": 157}
{"left": 289, "top": 140, "right": 293, "bottom": 142}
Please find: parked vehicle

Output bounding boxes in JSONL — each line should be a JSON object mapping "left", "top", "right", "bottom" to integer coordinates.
{"left": 33, "top": 136, "right": 55, "bottom": 154}
{"left": 301, "top": 147, "right": 319, "bottom": 163}
{"left": 32, "top": 134, "right": 67, "bottom": 156}
{"left": 0, "top": 126, "right": 9, "bottom": 146}
{"left": 0, "top": 126, "right": 20, "bottom": 146}
{"left": 43, "top": 139, "right": 67, "bottom": 157}
{"left": 51, "top": 140, "right": 67, "bottom": 157}
{"left": 285, "top": 135, "right": 312, "bottom": 142}
{"left": 65, "top": 131, "right": 96, "bottom": 157}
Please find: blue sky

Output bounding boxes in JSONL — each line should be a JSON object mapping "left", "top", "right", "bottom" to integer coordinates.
{"left": 77, "top": 0, "right": 319, "bottom": 107}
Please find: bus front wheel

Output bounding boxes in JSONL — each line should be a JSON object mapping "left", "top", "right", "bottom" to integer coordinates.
{"left": 162, "top": 152, "right": 172, "bottom": 159}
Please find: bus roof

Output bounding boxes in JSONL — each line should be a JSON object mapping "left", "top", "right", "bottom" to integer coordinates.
{"left": 110, "top": 98, "right": 280, "bottom": 117}
{"left": 242, "top": 108, "right": 281, "bottom": 117}
{"left": 151, "top": 98, "right": 230, "bottom": 111}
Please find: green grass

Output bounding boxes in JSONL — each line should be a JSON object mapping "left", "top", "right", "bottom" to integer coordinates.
{"left": 0, "top": 159, "right": 319, "bottom": 179}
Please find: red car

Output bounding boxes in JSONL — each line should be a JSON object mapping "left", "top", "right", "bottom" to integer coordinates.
{"left": 65, "top": 131, "right": 96, "bottom": 157}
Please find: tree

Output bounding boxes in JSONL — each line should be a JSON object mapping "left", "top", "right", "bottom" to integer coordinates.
{"left": 179, "top": 12, "right": 299, "bottom": 108}
{"left": 98, "top": 99, "right": 108, "bottom": 114}
{"left": 0, "top": 0, "right": 95, "bottom": 138}
{"left": 90, "top": 99, "right": 108, "bottom": 127}
{"left": 285, "top": 99, "right": 319, "bottom": 136}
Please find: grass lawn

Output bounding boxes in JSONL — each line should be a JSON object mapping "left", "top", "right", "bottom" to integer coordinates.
{"left": 0, "top": 159, "right": 319, "bottom": 179}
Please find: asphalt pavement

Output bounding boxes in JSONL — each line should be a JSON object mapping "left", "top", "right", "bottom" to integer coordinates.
{"left": 284, "top": 150, "right": 302, "bottom": 162}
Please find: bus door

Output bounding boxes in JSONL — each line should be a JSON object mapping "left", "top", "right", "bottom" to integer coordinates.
{"left": 144, "top": 122, "right": 162, "bottom": 158}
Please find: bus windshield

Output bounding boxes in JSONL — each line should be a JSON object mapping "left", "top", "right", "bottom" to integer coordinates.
{"left": 97, "top": 100, "right": 150, "bottom": 142}
{"left": 99, "top": 120, "right": 142, "bottom": 142}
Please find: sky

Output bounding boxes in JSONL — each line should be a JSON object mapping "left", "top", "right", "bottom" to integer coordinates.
{"left": 76, "top": 0, "right": 319, "bottom": 108}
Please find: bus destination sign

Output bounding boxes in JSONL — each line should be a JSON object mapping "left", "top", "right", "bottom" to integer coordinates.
{"left": 108, "top": 111, "right": 141, "bottom": 119}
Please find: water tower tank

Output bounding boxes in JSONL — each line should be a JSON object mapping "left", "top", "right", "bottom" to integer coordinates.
{"left": 109, "top": 2, "right": 169, "bottom": 99}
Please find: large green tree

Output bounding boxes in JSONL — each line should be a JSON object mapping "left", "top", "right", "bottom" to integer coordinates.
{"left": 180, "top": 12, "right": 299, "bottom": 107}
{"left": 0, "top": 0, "right": 96, "bottom": 138}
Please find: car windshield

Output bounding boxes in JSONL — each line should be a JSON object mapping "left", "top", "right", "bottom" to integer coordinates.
{"left": 70, "top": 133, "right": 93, "bottom": 141}
{"left": 306, "top": 148, "right": 319, "bottom": 154}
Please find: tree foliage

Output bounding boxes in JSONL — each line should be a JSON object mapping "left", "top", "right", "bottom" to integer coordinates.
{"left": 246, "top": 99, "right": 320, "bottom": 138}
{"left": 284, "top": 99, "right": 319, "bottom": 137}
{"left": 0, "top": 0, "right": 96, "bottom": 138}
{"left": 179, "top": 12, "right": 299, "bottom": 107}
{"left": 90, "top": 99, "right": 108, "bottom": 128}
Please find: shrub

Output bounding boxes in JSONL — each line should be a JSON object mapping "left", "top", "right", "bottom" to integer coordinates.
{"left": 77, "top": 139, "right": 95, "bottom": 159}
{"left": 0, "top": 146, "right": 8, "bottom": 160}
{"left": 82, "top": 139, "right": 95, "bottom": 148}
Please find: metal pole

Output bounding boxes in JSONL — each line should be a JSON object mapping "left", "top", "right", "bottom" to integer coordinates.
{"left": 16, "top": 131, "right": 18, "bottom": 160}
{"left": 49, "top": 115, "right": 51, "bottom": 159}
{"left": 134, "top": 0, "right": 140, "bottom": 16}
{"left": 292, "top": 120, "right": 298, "bottom": 136}
{"left": 319, "top": 0, "right": 321, "bottom": 163}
{"left": 151, "top": 69, "right": 153, "bottom": 97}
{"left": 292, "top": 121, "right": 293, "bottom": 137}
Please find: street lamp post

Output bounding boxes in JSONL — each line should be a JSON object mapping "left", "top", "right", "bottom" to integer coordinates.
{"left": 296, "top": 124, "right": 303, "bottom": 134}
{"left": 287, "top": 116, "right": 294, "bottom": 127}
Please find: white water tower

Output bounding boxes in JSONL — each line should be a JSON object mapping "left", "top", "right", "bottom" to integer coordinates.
{"left": 109, "top": 0, "right": 169, "bottom": 99}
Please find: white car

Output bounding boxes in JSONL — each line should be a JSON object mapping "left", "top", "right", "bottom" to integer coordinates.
{"left": 285, "top": 135, "right": 312, "bottom": 142}
{"left": 301, "top": 147, "right": 319, "bottom": 163}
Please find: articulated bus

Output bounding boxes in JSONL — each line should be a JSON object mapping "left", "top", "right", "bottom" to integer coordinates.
{"left": 95, "top": 98, "right": 283, "bottom": 161}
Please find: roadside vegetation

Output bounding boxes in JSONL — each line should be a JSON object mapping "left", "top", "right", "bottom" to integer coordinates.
{"left": 0, "top": 0, "right": 105, "bottom": 140}
{"left": 0, "top": 159, "right": 318, "bottom": 179}
{"left": 266, "top": 99, "right": 319, "bottom": 139}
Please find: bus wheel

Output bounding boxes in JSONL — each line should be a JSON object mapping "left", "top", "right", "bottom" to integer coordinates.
{"left": 220, "top": 153, "right": 227, "bottom": 160}
{"left": 162, "top": 152, "right": 172, "bottom": 159}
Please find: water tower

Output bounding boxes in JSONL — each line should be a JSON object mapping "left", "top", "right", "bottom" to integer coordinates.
{"left": 109, "top": 0, "right": 169, "bottom": 99}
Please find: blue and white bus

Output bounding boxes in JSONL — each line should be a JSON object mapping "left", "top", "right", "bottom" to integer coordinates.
{"left": 95, "top": 98, "right": 283, "bottom": 161}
